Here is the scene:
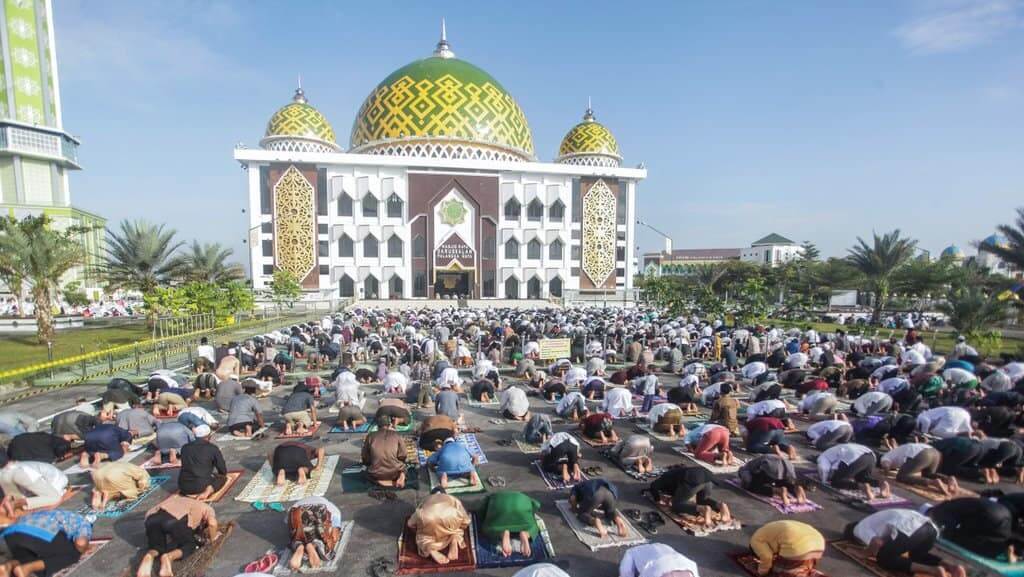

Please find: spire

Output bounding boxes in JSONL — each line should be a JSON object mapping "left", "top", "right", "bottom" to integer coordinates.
{"left": 293, "top": 74, "right": 307, "bottom": 104}
{"left": 583, "top": 96, "right": 595, "bottom": 122}
{"left": 434, "top": 17, "right": 455, "bottom": 58}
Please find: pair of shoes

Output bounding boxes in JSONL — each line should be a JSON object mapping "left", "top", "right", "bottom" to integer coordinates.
{"left": 645, "top": 511, "right": 666, "bottom": 527}
{"left": 638, "top": 520, "right": 658, "bottom": 535}
{"left": 622, "top": 509, "right": 642, "bottom": 523}
{"left": 496, "top": 439, "right": 513, "bottom": 447}
{"left": 243, "top": 549, "right": 279, "bottom": 573}
{"left": 369, "top": 556, "right": 395, "bottom": 577}
{"left": 487, "top": 476, "right": 506, "bottom": 488}
{"left": 583, "top": 466, "right": 603, "bottom": 476}
{"left": 252, "top": 501, "right": 285, "bottom": 512}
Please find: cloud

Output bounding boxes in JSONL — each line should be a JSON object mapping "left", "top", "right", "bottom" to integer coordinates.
{"left": 895, "top": 0, "right": 1022, "bottom": 54}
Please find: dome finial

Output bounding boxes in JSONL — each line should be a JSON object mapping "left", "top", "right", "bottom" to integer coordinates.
{"left": 293, "top": 75, "right": 307, "bottom": 104}
{"left": 434, "top": 17, "right": 455, "bottom": 58}
{"left": 583, "top": 96, "right": 595, "bottom": 122}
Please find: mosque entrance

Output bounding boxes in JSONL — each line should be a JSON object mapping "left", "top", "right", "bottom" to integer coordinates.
{"left": 434, "top": 270, "right": 472, "bottom": 298}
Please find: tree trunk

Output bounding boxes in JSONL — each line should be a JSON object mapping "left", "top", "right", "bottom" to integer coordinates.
{"left": 33, "top": 285, "right": 54, "bottom": 344}
{"left": 872, "top": 287, "right": 888, "bottom": 326}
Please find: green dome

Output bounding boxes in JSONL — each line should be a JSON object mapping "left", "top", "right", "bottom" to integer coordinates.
{"left": 262, "top": 88, "right": 338, "bottom": 153}
{"left": 349, "top": 43, "right": 534, "bottom": 161}
{"left": 556, "top": 107, "right": 622, "bottom": 167}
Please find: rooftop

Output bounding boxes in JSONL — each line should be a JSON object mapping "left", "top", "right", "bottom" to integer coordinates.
{"left": 751, "top": 232, "right": 796, "bottom": 246}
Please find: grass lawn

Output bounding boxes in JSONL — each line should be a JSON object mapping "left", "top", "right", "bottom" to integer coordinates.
{"left": 0, "top": 323, "right": 153, "bottom": 372}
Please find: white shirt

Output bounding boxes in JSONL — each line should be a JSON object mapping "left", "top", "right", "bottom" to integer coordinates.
{"left": 942, "top": 368, "right": 975, "bottom": 386}
{"left": 799, "top": 392, "right": 834, "bottom": 413}
{"left": 384, "top": 372, "right": 409, "bottom": 394}
{"left": 647, "top": 403, "right": 679, "bottom": 427}
{"left": 196, "top": 345, "right": 216, "bottom": 363}
{"left": 524, "top": 341, "right": 540, "bottom": 356}
{"left": 334, "top": 381, "right": 365, "bottom": 410}
{"left": 853, "top": 509, "right": 934, "bottom": 545}
{"left": 853, "top": 391, "right": 892, "bottom": 415}
{"left": 880, "top": 443, "right": 931, "bottom": 469}
{"left": 556, "top": 392, "right": 586, "bottom": 415}
{"left": 916, "top": 407, "right": 972, "bottom": 438}
{"left": 742, "top": 362, "right": 767, "bottom": 380}
{"left": 511, "top": 563, "right": 571, "bottom": 577}
{"left": 565, "top": 367, "right": 588, "bottom": 387}
{"left": 541, "top": 431, "right": 580, "bottom": 453}
{"left": 438, "top": 367, "right": 461, "bottom": 389}
{"left": 746, "top": 399, "right": 786, "bottom": 421}
{"left": 601, "top": 387, "right": 634, "bottom": 418}
{"left": 818, "top": 443, "right": 874, "bottom": 483}
{"left": 619, "top": 543, "right": 699, "bottom": 577}
{"left": 806, "top": 419, "right": 851, "bottom": 441}
{"left": 878, "top": 377, "right": 909, "bottom": 395}
{"left": 499, "top": 387, "right": 529, "bottom": 417}
{"left": 179, "top": 406, "right": 218, "bottom": 426}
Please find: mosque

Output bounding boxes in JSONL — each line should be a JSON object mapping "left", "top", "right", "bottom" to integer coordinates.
{"left": 941, "top": 234, "right": 1020, "bottom": 278}
{"left": 235, "top": 25, "right": 646, "bottom": 301}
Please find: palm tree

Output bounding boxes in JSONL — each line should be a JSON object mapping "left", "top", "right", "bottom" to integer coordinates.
{"left": 939, "top": 284, "right": 1010, "bottom": 336}
{"left": 979, "top": 207, "right": 1024, "bottom": 272}
{"left": 0, "top": 215, "right": 87, "bottom": 343}
{"left": 846, "top": 230, "right": 918, "bottom": 323}
{"left": 101, "top": 220, "right": 184, "bottom": 294}
{"left": 176, "top": 242, "right": 244, "bottom": 284}
{"left": 0, "top": 216, "right": 27, "bottom": 316}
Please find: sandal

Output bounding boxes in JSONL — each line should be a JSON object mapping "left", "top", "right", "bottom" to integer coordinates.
{"left": 496, "top": 439, "right": 514, "bottom": 447}
{"left": 369, "top": 556, "right": 395, "bottom": 577}
{"left": 645, "top": 511, "right": 666, "bottom": 527}
{"left": 268, "top": 502, "right": 285, "bottom": 512}
{"left": 252, "top": 501, "right": 267, "bottom": 511}
{"left": 638, "top": 520, "right": 658, "bottom": 535}
{"left": 487, "top": 476, "right": 506, "bottom": 488}
{"left": 623, "top": 509, "right": 643, "bottom": 523}
{"left": 244, "top": 550, "right": 279, "bottom": 573}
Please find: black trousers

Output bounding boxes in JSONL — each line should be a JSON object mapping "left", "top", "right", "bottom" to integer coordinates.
{"left": 542, "top": 441, "right": 579, "bottom": 473}
{"left": 813, "top": 427, "right": 853, "bottom": 451}
{"left": 5, "top": 532, "right": 81, "bottom": 577}
{"left": 745, "top": 470, "right": 797, "bottom": 497}
{"left": 577, "top": 486, "right": 618, "bottom": 524}
{"left": 832, "top": 453, "right": 876, "bottom": 489}
{"left": 671, "top": 481, "right": 721, "bottom": 516}
{"left": 145, "top": 510, "right": 198, "bottom": 557}
{"left": 844, "top": 522, "right": 941, "bottom": 573}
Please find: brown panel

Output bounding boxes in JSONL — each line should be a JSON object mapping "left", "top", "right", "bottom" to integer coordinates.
{"left": 578, "top": 177, "right": 620, "bottom": 291}
{"left": 268, "top": 163, "right": 320, "bottom": 290}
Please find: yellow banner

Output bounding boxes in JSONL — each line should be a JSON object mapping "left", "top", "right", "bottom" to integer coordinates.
{"left": 538, "top": 338, "right": 571, "bottom": 360}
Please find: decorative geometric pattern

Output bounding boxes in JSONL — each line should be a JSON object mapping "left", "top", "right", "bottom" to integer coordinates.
{"left": 273, "top": 165, "right": 316, "bottom": 281}
{"left": 440, "top": 198, "right": 468, "bottom": 225}
{"left": 264, "top": 101, "right": 336, "bottom": 144}
{"left": 350, "top": 56, "right": 534, "bottom": 160}
{"left": 581, "top": 179, "right": 617, "bottom": 287}
{"left": 363, "top": 141, "right": 524, "bottom": 162}
{"left": 559, "top": 154, "right": 620, "bottom": 168}
{"left": 263, "top": 139, "right": 337, "bottom": 154}
{"left": 557, "top": 120, "right": 621, "bottom": 165}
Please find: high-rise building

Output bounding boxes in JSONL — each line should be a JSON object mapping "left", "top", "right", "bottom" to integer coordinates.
{"left": 0, "top": 0, "right": 104, "bottom": 296}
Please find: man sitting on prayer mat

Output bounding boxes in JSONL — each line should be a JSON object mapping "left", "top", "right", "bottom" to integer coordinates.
{"left": 406, "top": 489, "right": 471, "bottom": 565}
{"left": 569, "top": 478, "right": 629, "bottom": 538}
{"left": 427, "top": 437, "right": 479, "bottom": 490}
{"left": 137, "top": 494, "right": 219, "bottom": 577}
{"left": 845, "top": 509, "right": 966, "bottom": 577}
{"left": 618, "top": 543, "right": 700, "bottom": 577}
{"left": 478, "top": 491, "right": 541, "bottom": 559}
{"left": 270, "top": 442, "right": 325, "bottom": 487}
{"left": 361, "top": 416, "right": 407, "bottom": 488}
{"left": 91, "top": 461, "right": 150, "bottom": 510}
{"left": 749, "top": 520, "right": 825, "bottom": 577}
{"left": 647, "top": 466, "right": 732, "bottom": 529}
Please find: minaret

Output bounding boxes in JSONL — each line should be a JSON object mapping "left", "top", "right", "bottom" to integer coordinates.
{"left": 434, "top": 17, "right": 455, "bottom": 59}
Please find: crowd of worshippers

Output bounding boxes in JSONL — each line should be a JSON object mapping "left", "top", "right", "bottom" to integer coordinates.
{"left": 0, "top": 306, "right": 1023, "bottom": 577}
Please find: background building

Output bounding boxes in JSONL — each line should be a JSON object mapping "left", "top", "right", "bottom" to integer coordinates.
{"left": 643, "top": 233, "right": 803, "bottom": 276}
{"left": 0, "top": 0, "right": 104, "bottom": 296}
{"left": 941, "top": 235, "right": 1021, "bottom": 279}
{"left": 740, "top": 233, "right": 803, "bottom": 267}
{"left": 236, "top": 28, "right": 646, "bottom": 301}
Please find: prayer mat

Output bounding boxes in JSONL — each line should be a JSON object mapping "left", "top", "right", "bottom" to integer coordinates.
{"left": 645, "top": 492, "right": 742, "bottom": 536}
{"left": 554, "top": 499, "right": 647, "bottom": 551}
{"left": 142, "top": 457, "right": 181, "bottom": 470}
{"left": 634, "top": 423, "right": 685, "bottom": 443}
{"left": 272, "top": 521, "right": 354, "bottom": 575}
{"left": 731, "top": 552, "right": 829, "bottom": 577}
{"left": 340, "top": 464, "right": 418, "bottom": 493}
{"left": 63, "top": 449, "right": 145, "bottom": 475}
{"left": 328, "top": 420, "right": 372, "bottom": 434}
{"left": 473, "top": 514, "right": 554, "bottom": 568}
{"left": 671, "top": 447, "right": 746, "bottom": 474}
{"left": 939, "top": 538, "right": 1024, "bottom": 577}
{"left": 631, "top": 395, "right": 669, "bottom": 408}
{"left": 599, "top": 449, "right": 664, "bottom": 481}
{"left": 203, "top": 470, "right": 244, "bottom": 503}
{"left": 832, "top": 539, "right": 917, "bottom": 577}
{"left": 532, "top": 460, "right": 589, "bottom": 490}
{"left": 879, "top": 471, "right": 978, "bottom": 502}
{"left": 488, "top": 418, "right": 513, "bottom": 425}
{"left": 53, "top": 538, "right": 111, "bottom": 577}
{"left": 275, "top": 422, "right": 322, "bottom": 439}
{"left": 129, "top": 433, "right": 156, "bottom": 452}
{"left": 723, "top": 478, "right": 822, "bottom": 514}
{"left": 235, "top": 456, "right": 339, "bottom": 503}
{"left": 542, "top": 395, "right": 564, "bottom": 405}
{"left": 416, "top": 433, "right": 488, "bottom": 466}
{"left": 176, "top": 521, "right": 236, "bottom": 577}
{"left": 514, "top": 438, "right": 543, "bottom": 454}
{"left": 573, "top": 431, "right": 619, "bottom": 448}
{"left": 0, "top": 486, "right": 86, "bottom": 527}
{"left": 427, "top": 467, "right": 485, "bottom": 495}
{"left": 396, "top": 521, "right": 476, "bottom": 575}
{"left": 215, "top": 425, "right": 270, "bottom": 442}
{"left": 78, "top": 475, "right": 170, "bottom": 519}
{"left": 154, "top": 410, "right": 180, "bottom": 420}
{"left": 466, "top": 398, "right": 500, "bottom": 407}
{"left": 800, "top": 472, "right": 912, "bottom": 509}
{"left": 369, "top": 420, "right": 414, "bottom": 433}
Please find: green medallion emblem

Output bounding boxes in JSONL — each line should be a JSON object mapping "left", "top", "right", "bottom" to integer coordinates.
{"left": 440, "top": 198, "right": 468, "bottom": 226}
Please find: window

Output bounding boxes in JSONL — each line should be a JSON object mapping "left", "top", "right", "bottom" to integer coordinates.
{"left": 504, "top": 198, "right": 520, "bottom": 220}
{"left": 339, "top": 275, "right": 354, "bottom": 297}
{"left": 482, "top": 236, "right": 496, "bottom": 260}
{"left": 616, "top": 185, "right": 627, "bottom": 224}
{"left": 505, "top": 238, "right": 519, "bottom": 260}
{"left": 389, "top": 276, "right": 403, "bottom": 298}
{"left": 363, "top": 235, "right": 378, "bottom": 258}
{"left": 527, "top": 277, "right": 542, "bottom": 299}
{"left": 387, "top": 235, "right": 403, "bottom": 258}
{"left": 571, "top": 267, "right": 580, "bottom": 277}
{"left": 318, "top": 224, "right": 328, "bottom": 235}
{"left": 317, "top": 169, "right": 327, "bottom": 216}
{"left": 337, "top": 194, "right": 353, "bottom": 217}
{"left": 571, "top": 179, "right": 581, "bottom": 222}
{"left": 363, "top": 195, "right": 378, "bottom": 217}
{"left": 549, "top": 277, "right": 563, "bottom": 298}
{"left": 549, "top": 239, "right": 563, "bottom": 260}
{"left": 482, "top": 270, "right": 496, "bottom": 298}
{"left": 364, "top": 276, "right": 379, "bottom": 299}
{"left": 505, "top": 277, "right": 519, "bottom": 299}
{"left": 571, "top": 245, "right": 581, "bottom": 260}
{"left": 387, "top": 194, "right": 403, "bottom": 218}
{"left": 527, "top": 238, "right": 541, "bottom": 259}
{"left": 338, "top": 235, "right": 354, "bottom": 257}
{"left": 571, "top": 229, "right": 581, "bottom": 240}
{"left": 527, "top": 198, "right": 544, "bottom": 221}
{"left": 262, "top": 240, "right": 273, "bottom": 257}
{"left": 262, "top": 264, "right": 274, "bottom": 275}
{"left": 318, "top": 240, "right": 329, "bottom": 258}
{"left": 616, "top": 247, "right": 625, "bottom": 262}
{"left": 261, "top": 222, "right": 273, "bottom": 233}
{"left": 412, "top": 235, "right": 426, "bottom": 258}
{"left": 549, "top": 200, "right": 565, "bottom": 221}
{"left": 260, "top": 167, "right": 271, "bottom": 215}
{"left": 319, "top": 265, "right": 329, "bottom": 276}
{"left": 414, "top": 272, "right": 427, "bottom": 297}
{"left": 764, "top": 250, "right": 770, "bottom": 264}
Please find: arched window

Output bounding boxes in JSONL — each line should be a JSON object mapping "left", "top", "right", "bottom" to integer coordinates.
{"left": 386, "top": 194, "right": 403, "bottom": 218}
{"left": 387, "top": 235, "right": 403, "bottom": 258}
{"left": 505, "top": 277, "right": 519, "bottom": 299}
{"left": 362, "top": 195, "right": 378, "bottom": 217}
{"left": 527, "top": 276, "right": 542, "bottom": 299}
{"left": 389, "top": 275, "right": 403, "bottom": 298}
{"left": 364, "top": 275, "right": 379, "bottom": 299}
{"left": 338, "top": 275, "right": 354, "bottom": 297}
{"left": 412, "top": 234, "right": 426, "bottom": 258}
{"left": 504, "top": 238, "right": 519, "bottom": 260}
{"left": 363, "top": 234, "right": 378, "bottom": 258}
{"left": 527, "top": 238, "right": 541, "bottom": 260}
{"left": 414, "top": 272, "right": 427, "bottom": 297}
{"left": 549, "top": 238, "right": 563, "bottom": 260}
{"left": 549, "top": 276, "right": 563, "bottom": 297}
{"left": 504, "top": 198, "right": 520, "bottom": 220}
{"left": 549, "top": 199, "right": 565, "bottom": 222}
{"left": 337, "top": 194, "right": 353, "bottom": 217}
{"left": 338, "top": 234, "right": 354, "bottom": 258}
{"left": 483, "top": 236, "right": 496, "bottom": 260}
{"left": 527, "top": 198, "right": 544, "bottom": 221}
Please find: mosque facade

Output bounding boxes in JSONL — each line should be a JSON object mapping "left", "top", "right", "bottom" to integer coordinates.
{"left": 941, "top": 234, "right": 1020, "bottom": 278}
{"left": 235, "top": 27, "right": 646, "bottom": 301}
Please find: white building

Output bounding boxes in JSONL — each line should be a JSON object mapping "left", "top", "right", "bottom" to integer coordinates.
{"left": 234, "top": 28, "right": 645, "bottom": 300}
{"left": 740, "top": 233, "right": 804, "bottom": 267}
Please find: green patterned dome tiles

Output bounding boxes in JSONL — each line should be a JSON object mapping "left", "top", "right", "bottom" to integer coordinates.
{"left": 266, "top": 101, "right": 336, "bottom": 144}
{"left": 350, "top": 56, "right": 534, "bottom": 158}
{"left": 558, "top": 119, "right": 620, "bottom": 159}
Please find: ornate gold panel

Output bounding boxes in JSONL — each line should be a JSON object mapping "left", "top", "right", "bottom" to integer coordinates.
{"left": 581, "top": 179, "right": 617, "bottom": 286}
{"left": 273, "top": 165, "right": 316, "bottom": 282}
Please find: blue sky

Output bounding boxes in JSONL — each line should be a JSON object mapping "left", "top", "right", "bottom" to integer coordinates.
{"left": 54, "top": 0, "right": 1023, "bottom": 267}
